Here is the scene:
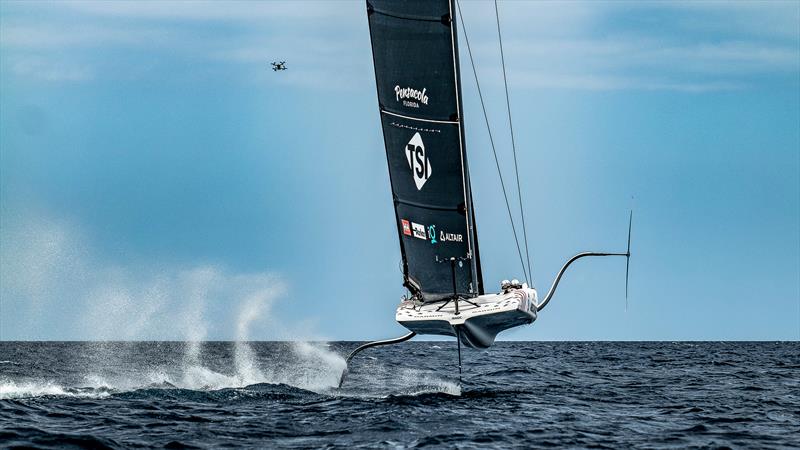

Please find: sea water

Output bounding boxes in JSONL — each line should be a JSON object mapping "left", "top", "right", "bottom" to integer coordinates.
{"left": 0, "top": 341, "right": 797, "bottom": 448}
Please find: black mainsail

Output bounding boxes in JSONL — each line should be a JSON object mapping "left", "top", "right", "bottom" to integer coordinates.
{"left": 367, "top": 0, "right": 482, "bottom": 301}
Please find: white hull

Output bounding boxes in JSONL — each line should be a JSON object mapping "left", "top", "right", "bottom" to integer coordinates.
{"left": 396, "top": 287, "right": 538, "bottom": 349}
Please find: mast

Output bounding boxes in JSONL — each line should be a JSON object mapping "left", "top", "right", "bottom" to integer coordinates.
{"left": 451, "top": 0, "right": 484, "bottom": 296}
{"left": 366, "top": 0, "right": 483, "bottom": 301}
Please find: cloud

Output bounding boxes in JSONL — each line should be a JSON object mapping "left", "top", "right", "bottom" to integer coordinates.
{"left": 0, "top": 1, "right": 368, "bottom": 88}
{"left": 0, "top": 23, "right": 174, "bottom": 49}
{"left": 209, "top": 36, "right": 370, "bottom": 89}
{"left": 57, "top": 0, "right": 358, "bottom": 22}
{"left": 468, "top": 37, "right": 798, "bottom": 92}
{"left": 0, "top": 1, "right": 796, "bottom": 90}
{"left": 458, "top": 1, "right": 799, "bottom": 92}
{"left": 656, "top": 0, "right": 800, "bottom": 39}
{"left": 9, "top": 57, "right": 94, "bottom": 82}
{"left": 503, "top": 72, "right": 744, "bottom": 93}
{"left": 497, "top": 38, "right": 798, "bottom": 74}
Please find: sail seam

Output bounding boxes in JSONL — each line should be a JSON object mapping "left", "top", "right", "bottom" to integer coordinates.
{"left": 371, "top": 8, "right": 446, "bottom": 23}
{"left": 381, "top": 109, "right": 458, "bottom": 124}
{"left": 394, "top": 198, "right": 462, "bottom": 212}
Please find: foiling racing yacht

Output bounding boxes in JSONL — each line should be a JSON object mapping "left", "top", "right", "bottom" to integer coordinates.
{"left": 339, "top": 0, "right": 631, "bottom": 386}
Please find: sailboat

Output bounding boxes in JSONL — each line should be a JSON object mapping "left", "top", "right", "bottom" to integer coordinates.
{"left": 340, "top": 0, "right": 631, "bottom": 384}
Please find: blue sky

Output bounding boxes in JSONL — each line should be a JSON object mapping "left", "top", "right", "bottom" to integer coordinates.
{"left": 1, "top": 1, "right": 798, "bottom": 341}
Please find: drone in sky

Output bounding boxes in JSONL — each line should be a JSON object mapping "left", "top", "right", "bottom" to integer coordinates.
{"left": 271, "top": 61, "right": 287, "bottom": 71}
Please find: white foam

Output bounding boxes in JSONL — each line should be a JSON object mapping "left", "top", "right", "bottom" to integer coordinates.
{"left": 0, "top": 379, "right": 111, "bottom": 400}
{"left": 174, "top": 341, "right": 347, "bottom": 393}
{"left": 82, "top": 370, "right": 178, "bottom": 392}
{"left": 180, "top": 364, "right": 241, "bottom": 390}
{"left": 69, "top": 341, "right": 349, "bottom": 395}
{"left": 344, "top": 362, "right": 461, "bottom": 397}
{"left": 282, "top": 341, "right": 348, "bottom": 392}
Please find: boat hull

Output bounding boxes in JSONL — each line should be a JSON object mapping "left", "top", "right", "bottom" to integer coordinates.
{"left": 396, "top": 288, "right": 538, "bottom": 349}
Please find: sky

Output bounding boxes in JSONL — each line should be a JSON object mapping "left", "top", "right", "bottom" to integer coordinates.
{"left": 1, "top": 0, "right": 798, "bottom": 341}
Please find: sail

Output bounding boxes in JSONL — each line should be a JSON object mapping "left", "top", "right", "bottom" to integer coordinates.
{"left": 367, "top": 0, "right": 483, "bottom": 301}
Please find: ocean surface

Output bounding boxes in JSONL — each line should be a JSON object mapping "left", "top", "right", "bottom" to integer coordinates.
{"left": 0, "top": 341, "right": 797, "bottom": 448}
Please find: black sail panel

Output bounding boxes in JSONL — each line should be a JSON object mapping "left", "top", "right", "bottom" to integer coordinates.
{"left": 368, "top": 0, "right": 457, "bottom": 122}
{"left": 382, "top": 117, "right": 472, "bottom": 299}
{"left": 367, "top": 0, "right": 482, "bottom": 301}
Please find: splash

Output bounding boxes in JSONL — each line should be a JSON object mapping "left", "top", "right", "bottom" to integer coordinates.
{"left": 0, "top": 213, "right": 444, "bottom": 398}
{"left": 232, "top": 290, "right": 275, "bottom": 386}
{"left": 179, "top": 267, "right": 217, "bottom": 373}
{"left": 0, "top": 212, "right": 352, "bottom": 396}
{"left": 277, "top": 342, "right": 348, "bottom": 391}
{"left": 1, "top": 212, "right": 286, "bottom": 341}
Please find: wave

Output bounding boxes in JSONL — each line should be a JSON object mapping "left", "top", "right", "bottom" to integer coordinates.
{"left": 339, "top": 362, "right": 462, "bottom": 398}
{"left": 0, "top": 380, "right": 112, "bottom": 400}
{"left": 113, "top": 382, "right": 322, "bottom": 403}
{"left": 0, "top": 339, "right": 351, "bottom": 400}
{"left": 0, "top": 357, "right": 458, "bottom": 401}
{"left": 0, "top": 377, "right": 328, "bottom": 402}
{"left": 0, "top": 339, "right": 467, "bottom": 402}
{"left": 381, "top": 382, "right": 461, "bottom": 399}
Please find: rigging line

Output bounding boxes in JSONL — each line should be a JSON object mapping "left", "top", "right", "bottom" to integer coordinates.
{"left": 494, "top": 0, "right": 533, "bottom": 285}
{"left": 455, "top": 0, "right": 528, "bottom": 284}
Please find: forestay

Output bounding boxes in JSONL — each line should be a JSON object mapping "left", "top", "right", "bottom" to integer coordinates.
{"left": 366, "top": 0, "right": 483, "bottom": 301}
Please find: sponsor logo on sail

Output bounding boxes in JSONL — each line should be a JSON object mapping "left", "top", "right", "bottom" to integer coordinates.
{"left": 394, "top": 85, "right": 428, "bottom": 108}
{"left": 401, "top": 219, "right": 411, "bottom": 236}
{"left": 427, "top": 225, "right": 437, "bottom": 244}
{"left": 440, "top": 230, "right": 463, "bottom": 243}
{"left": 425, "top": 224, "right": 464, "bottom": 244}
{"left": 411, "top": 222, "right": 426, "bottom": 239}
{"left": 405, "top": 132, "right": 431, "bottom": 190}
